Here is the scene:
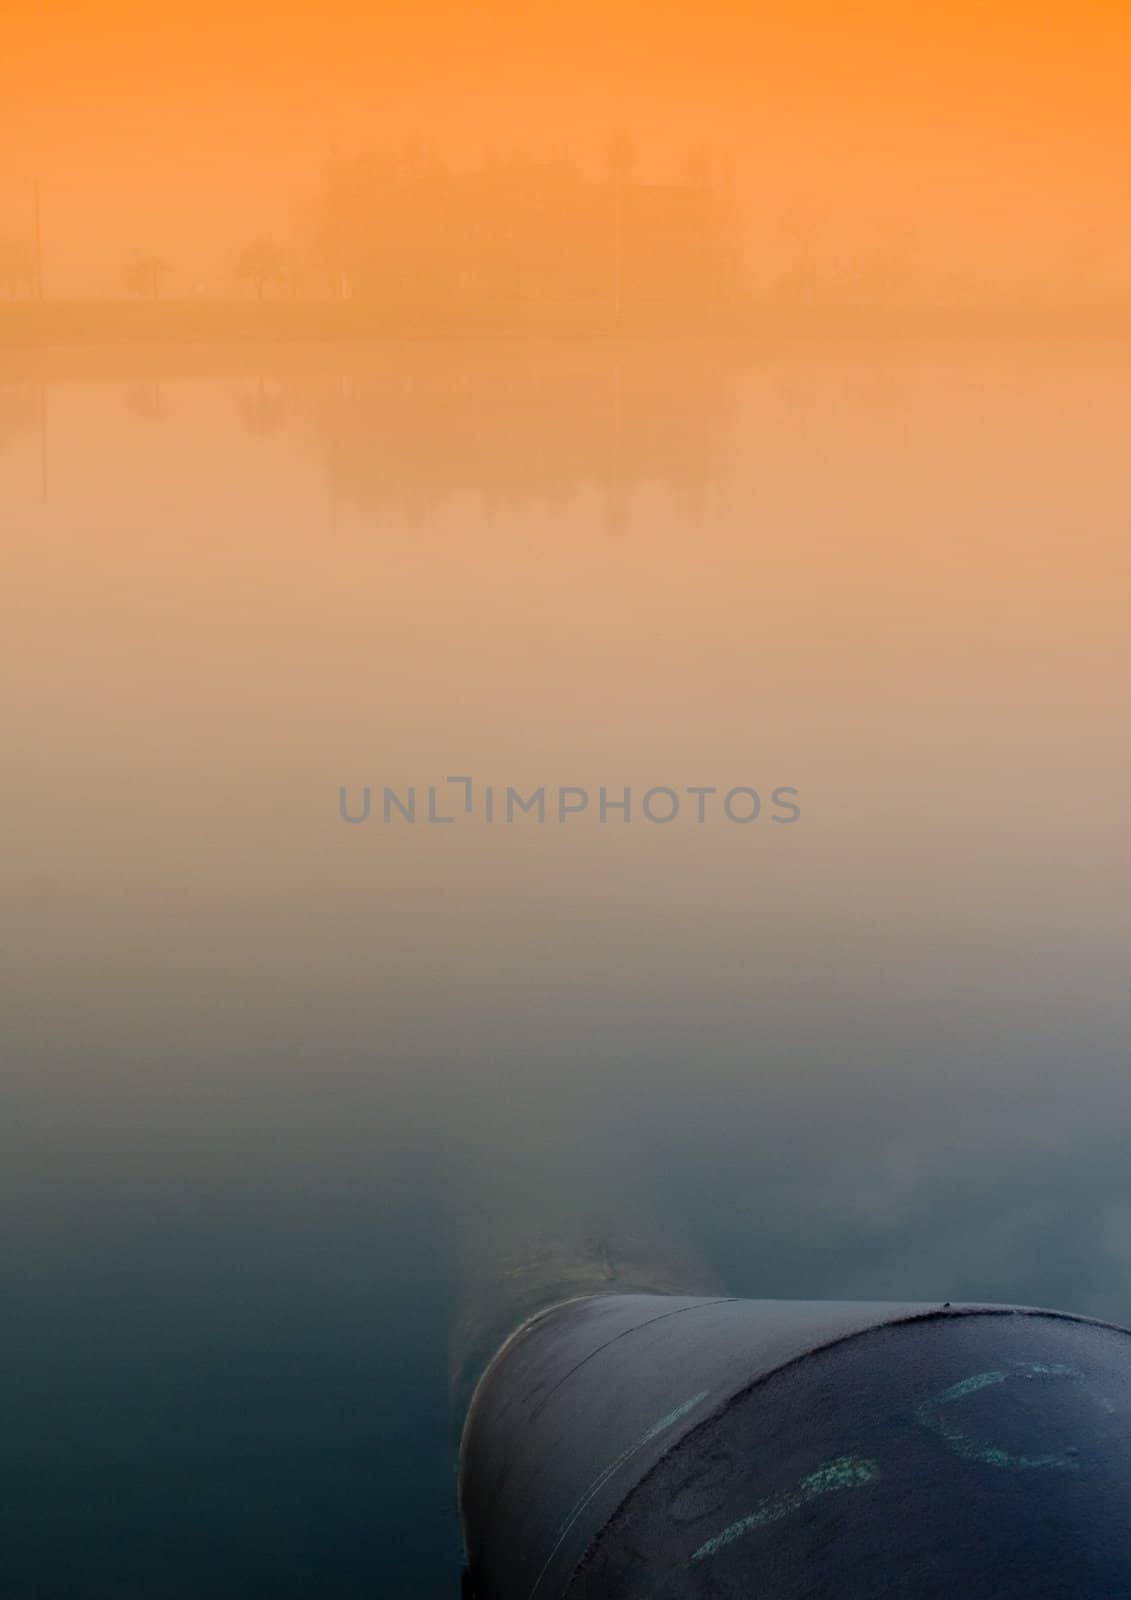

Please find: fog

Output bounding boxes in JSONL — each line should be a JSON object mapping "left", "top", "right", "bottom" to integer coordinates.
{"left": 3, "top": 2, "right": 1131, "bottom": 1592}
{"left": 3, "top": 1, "right": 1131, "bottom": 307}
{"left": 2, "top": 335, "right": 1130, "bottom": 1592}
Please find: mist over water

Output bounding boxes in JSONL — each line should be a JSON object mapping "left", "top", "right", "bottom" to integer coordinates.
{"left": 2, "top": 337, "right": 1130, "bottom": 1596}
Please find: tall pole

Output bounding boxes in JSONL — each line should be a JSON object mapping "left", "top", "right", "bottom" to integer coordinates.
{"left": 614, "top": 176, "right": 623, "bottom": 327}
{"left": 33, "top": 179, "right": 44, "bottom": 300}
{"left": 608, "top": 130, "right": 634, "bottom": 330}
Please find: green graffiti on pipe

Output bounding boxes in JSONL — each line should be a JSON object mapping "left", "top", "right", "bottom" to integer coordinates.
{"left": 691, "top": 1455, "right": 881, "bottom": 1563}
{"left": 916, "top": 1361, "right": 1085, "bottom": 1470}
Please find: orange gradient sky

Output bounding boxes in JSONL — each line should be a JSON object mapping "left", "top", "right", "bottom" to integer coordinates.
{"left": 3, "top": 0, "right": 1131, "bottom": 297}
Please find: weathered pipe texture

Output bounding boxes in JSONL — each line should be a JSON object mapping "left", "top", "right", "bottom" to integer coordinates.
{"left": 459, "top": 1294, "right": 1131, "bottom": 1598}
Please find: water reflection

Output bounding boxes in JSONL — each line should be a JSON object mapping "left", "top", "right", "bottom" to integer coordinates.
{"left": 236, "top": 375, "right": 288, "bottom": 438}
{"left": 126, "top": 379, "right": 172, "bottom": 422}
{"left": 213, "top": 341, "right": 739, "bottom": 530}
{"left": 319, "top": 344, "right": 734, "bottom": 522}
{"left": 1, "top": 338, "right": 1129, "bottom": 1597}
{"left": 0, "top": 378, "right": 37, "bottom": 451}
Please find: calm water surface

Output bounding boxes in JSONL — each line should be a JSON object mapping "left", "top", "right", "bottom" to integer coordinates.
{"left": 2, "top": 339, "right": 1129, "bottom": 1596}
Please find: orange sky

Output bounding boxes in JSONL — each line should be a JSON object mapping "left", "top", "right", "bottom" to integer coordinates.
{"left": 3, "top": 0, "right": 1130, "bottom": 296}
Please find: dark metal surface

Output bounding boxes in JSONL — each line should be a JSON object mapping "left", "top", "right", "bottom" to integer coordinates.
{"left": 459, "top": 1294, "right": 1131, "bottom": 1599}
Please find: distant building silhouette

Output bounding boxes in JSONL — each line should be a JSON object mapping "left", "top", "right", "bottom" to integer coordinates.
{"left": 317, "top": 148, "right": 742, "bottom": 328}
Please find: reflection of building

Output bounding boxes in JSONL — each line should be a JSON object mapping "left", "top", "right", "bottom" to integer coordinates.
{"left": 312, "top": 342, "right": 737, "bottom": 523}
{"left": 318, "top": 156, "right": 742, "bottom": 327}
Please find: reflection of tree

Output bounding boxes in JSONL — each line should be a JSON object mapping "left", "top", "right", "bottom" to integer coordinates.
{"left": 309, "top": 342, "right": 737, "bottom": 525}
{"left": 123, "top": 253, "right": 171, "bottom": 300}
{"left": 236, "top": 239, "right": 287, "bottom": 301}
{"left": 0, "top": 383, "right": 37, "bottom": 451}
{"left": 236, "top": 375, "right": 287, "bottom": 436}
{"left": 0, "top": 235, "right": 35, "bottom": 298}
{"left": 125, "top": 381, "right": 171, "bottom": 421}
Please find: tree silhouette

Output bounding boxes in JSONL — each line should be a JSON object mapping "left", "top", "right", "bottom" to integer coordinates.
{"left": 235, "top": 239, "right": 286, "bottom": 302}
{"left": 606, "top": 128, "right": 638, "bottom": 184}
{"left": 123, "top": 253, "right": 170, "bottom": 300}
{"left": 313, "top": 141, "right": 743, "bottom": 329}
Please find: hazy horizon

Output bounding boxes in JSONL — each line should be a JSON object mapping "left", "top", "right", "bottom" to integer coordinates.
{"left": 4, "top": 2, "right": 1131, "bottom": 306}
